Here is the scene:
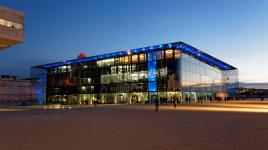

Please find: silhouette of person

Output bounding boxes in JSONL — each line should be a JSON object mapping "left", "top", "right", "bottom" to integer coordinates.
{"left": 154, "top": 97, "right": 159, "bottom": 111}
{"left": 173, "top": 97, "right": 177, "bottom": 108}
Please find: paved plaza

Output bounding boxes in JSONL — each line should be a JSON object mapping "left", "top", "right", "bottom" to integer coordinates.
{"left": 1, "top": 101, "right": 268, "bottom": 150}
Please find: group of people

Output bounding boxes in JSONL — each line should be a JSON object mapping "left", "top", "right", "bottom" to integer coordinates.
{"left": 153, "top": 96, "right": 229, "bottom": 111}
{"left": 154, "top": 96, "right": 181, "bottom": 111}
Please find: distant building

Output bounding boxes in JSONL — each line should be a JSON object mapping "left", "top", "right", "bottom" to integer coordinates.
{"left": 236, "top": 87, "right": 268, "bottom": 99}
{"left": 32, "top": 41, "right": 239, "bottom": 105}
{"left": 0, "top": 75, "right": 36, "bottom": 106}
{"left": 0, "top": 6, "right": 24, "bottom": 50}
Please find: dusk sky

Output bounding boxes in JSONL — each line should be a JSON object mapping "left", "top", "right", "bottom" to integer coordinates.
{"left": 0, "top": 0, "right": 268, "bottom": 84}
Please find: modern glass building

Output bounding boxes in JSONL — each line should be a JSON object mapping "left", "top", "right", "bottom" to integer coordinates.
{"left": 32, "top": 41, "right": 239, "bottom": 105}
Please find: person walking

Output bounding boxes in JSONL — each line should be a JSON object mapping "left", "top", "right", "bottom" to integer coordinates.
{"left": 173, "top": 97, "right": 177, "bottom": 108}
{"left": 189, "top": 97, "right": 191, "bottom": 104}
{"left": 154, "top": 98, "right": 159, "bottom": 112}
{"left": 93, "top": 100, "right": 97, "bottom": 107}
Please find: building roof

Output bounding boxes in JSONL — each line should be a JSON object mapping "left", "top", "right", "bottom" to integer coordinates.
{"left": 0, "top": 6, "right": 24, "bottom": 16}
{"left": 36, "top": 41, "right": 237, "bottom": 70}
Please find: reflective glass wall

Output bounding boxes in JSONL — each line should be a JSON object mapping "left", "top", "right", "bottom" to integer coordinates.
{"left": 45, "top": 49, "right": 184, "bottom": 104}
{"left": 43, "top": 48, "right": 237, "bottom": 104}
{"left": 221, "top": 69, "right": 239, "bottom": 96}
{"left": 180, "top": 52, "right": 224, "bottom": 101}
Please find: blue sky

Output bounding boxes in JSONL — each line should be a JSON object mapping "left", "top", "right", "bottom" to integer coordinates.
{"left": 0, "top": 0, "right": 268, "bottom": 83}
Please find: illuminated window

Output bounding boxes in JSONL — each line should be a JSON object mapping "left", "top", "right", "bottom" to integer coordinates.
{"left": 120, "top": 57, "right": 124, "bottom": 64}
{"left": 0, "top": 18, "right": 23, "bottom": 30}
{"left": 132, "top": 55, "right": 138, "bottom": 63}
{"left": 131, "top": 73, "right": 139, "bottom": 82}
{"left": 0, "top": 19, "right": 4, "bottom": 26}
{"left": 139, "top": 71, "right": 147, "bottom": 80}
{"left": 97, "top": 60, "right": 103, "bottom": 67}
{"left": 6, "top": 21, "right": 12, "bottom": 27}
{"left": 81, "top": 86, "right": 86, "bottom": 91}
{"left": 139, "top": 54, "right": 145, "bottom": 62}
{"left": 58, "top": 65, "right": 71, "bottom": 73}
{"left": 115, "top": 58, "right": 120, "bottom": 64}
{"left": 131, "top": 65, "right": 136, "bottom": 72}
{"left": 97, "top": 59, "right": 114, "bottom": 67}
{"left": 104, "top": 58, "right": 114, "bottom": 66}
{"left": 87, "top": 78, "right": 91, "bottom": 84}
{"left": 124, "top": 56, "right": 129, "bottom": 64}
{"left": 174, "top": 50, "right": 180, "bottom": 59}
{"left": 111, "top": 66, "right": 117, "bottom": 74}
{"left": 165, "top": 50, "right": 173, "bottom": 59}
{"left": 118, "top": 66, "right": 123, "bottom": 74}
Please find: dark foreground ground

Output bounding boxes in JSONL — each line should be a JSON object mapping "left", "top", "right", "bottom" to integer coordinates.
{"left": 1, "top": 101, "right": 268, "bottom": 150}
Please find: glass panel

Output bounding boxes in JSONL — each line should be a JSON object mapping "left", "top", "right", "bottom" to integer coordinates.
{"left": 148, "top": 52, "right": 156, "bottom": 61}
{"left": 156, "top": 51, "right": 162, "bottom": 60}
{"left": 120, "top": 57, "right": 124, "bottom": 64}
{"left": 118, "top": 66, "right": 122, "bottom": 74}
{"left": 148, "top": 61, "right": 157, "bottom": 81}
{"left": 131, "top": 65, "right": 136, "bottom": 72}
{"left": 148, "top": 82, "right": 157, "bottom": 92}
{"left": 111, "top": 66, "right": 117, "bottom": 74}
{"left": 139, "top": 54, "right": 145, "bottom": 62}
{"left": 165, "top": 50, "right": 173, "bottom": 59}
{"left": 124, "top": 56, "right": 129, "bottom": 64}
{"left": 97, "top": 59, "right": 114, "bottom": 67}
{"left": 174, "top": 50, "right": 180, "bottom": 59}
{"left": 132, "top": 55, "right": 138, "bottom": 63}
{"left": 115, "top": 58, "right": 120, "bottom": 64}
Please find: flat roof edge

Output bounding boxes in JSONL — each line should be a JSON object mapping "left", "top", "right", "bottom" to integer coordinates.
{"left": 35, "top": 41, "right": 237, "bottom": 71}
{"left": 0, "top": 6, "right": 24, "bottom": 16}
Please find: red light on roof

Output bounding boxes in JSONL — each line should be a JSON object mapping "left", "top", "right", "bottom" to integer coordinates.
{"left": 77, "top": 53, "right": 86, "bottom": 58}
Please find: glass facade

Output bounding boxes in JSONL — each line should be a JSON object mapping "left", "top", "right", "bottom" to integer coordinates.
{"left": 180, "top": 53, "right": 224, "bottom": 101}
{"left": 33, "top": 42, "right": 239, "bottom": 104}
